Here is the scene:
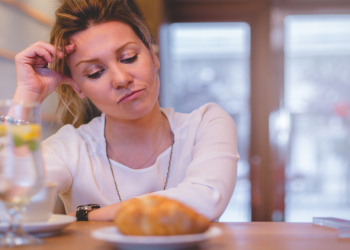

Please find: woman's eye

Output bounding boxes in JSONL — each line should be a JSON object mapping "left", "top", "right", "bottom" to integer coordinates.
{"left": 87, "top": 69, "right": 105, "bottom": 79}
{"left": 121, "top": 54, "right": 138, "bottom": 64}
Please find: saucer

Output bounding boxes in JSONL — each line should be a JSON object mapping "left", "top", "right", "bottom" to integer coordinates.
{"left": 91, "top": 225, "right": 222, "bottom": 250}
{"left": 0, "top": 214, "right": 76, "bottom": 237}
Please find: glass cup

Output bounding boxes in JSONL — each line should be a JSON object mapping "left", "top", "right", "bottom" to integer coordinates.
{"left": 22, "top": 183, "right": 57, "bottom": 222}
{"left": 0, "top": 100, "right": 45, "bottom": 246}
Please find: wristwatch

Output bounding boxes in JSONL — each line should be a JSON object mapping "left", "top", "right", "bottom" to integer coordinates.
{"left": 76, "top": 204, "right": 100, "bottom": 221}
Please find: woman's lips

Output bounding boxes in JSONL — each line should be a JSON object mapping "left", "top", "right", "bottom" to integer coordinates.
{"left": 118, "top": 89, "right": 144, "bottom": 103}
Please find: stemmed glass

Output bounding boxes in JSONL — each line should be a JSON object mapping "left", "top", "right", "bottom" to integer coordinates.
{"left": 0, "top": 100, "right": 45, "bottom": 246}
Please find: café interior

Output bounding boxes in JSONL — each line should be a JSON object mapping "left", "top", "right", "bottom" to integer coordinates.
{"left": 0, "top": 0, "right": 349, "bottom": 237}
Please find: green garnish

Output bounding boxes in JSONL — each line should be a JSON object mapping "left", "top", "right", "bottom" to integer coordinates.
{"left": 13, "top": 134, "right": 24, "bottom": 147}
{"left": 27, "top": 140, "right": 39, "bottom": 151}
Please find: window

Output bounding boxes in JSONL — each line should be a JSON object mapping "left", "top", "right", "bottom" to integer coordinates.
{"left": 284, "top": 15, "right": 350, "bottom": 222}
{"left": 160, "top": 22, "right": 251, "bottom": 221}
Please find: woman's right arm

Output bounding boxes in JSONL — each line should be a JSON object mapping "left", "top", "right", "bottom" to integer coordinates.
{"left": 13, "top": 41, "right": 75, "bottom": 104}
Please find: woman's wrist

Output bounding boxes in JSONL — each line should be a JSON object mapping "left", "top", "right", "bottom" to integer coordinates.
{"left": 13, "top": 88, "right": 43, "bottom": 104}
{"left": 87, "top": 203, "right": 122, "bottom": 221}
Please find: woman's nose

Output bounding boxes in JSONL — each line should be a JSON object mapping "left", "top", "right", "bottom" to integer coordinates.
{"left": 110, "top": 64, "right": 133, "bottom": 90}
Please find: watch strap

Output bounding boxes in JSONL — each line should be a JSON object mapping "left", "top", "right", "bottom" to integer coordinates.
{"left": 76, "top": 204, "right": 100, "bottom": 221}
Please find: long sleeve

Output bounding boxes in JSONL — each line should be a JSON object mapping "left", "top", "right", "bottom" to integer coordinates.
{"left": 149, "top": 103, "right": 239, "bottom": 221}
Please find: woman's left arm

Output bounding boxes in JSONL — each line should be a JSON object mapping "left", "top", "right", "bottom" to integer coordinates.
{"left": 151, "top": 103, "right": 239, "bottom": 221}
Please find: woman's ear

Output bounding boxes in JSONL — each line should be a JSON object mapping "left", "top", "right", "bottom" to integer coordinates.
{"left": 72, "top": 86, "right": 86, "bottom": 99}
{"left": 63, "top": 76, "right": 86, "bottom": 99}
{"left": 152, "top": 53, "right": 160, "bottom": 72}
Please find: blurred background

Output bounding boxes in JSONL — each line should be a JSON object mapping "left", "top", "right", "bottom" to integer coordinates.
{"left": 0, "top": 0, "right": 349, "bottom": 222}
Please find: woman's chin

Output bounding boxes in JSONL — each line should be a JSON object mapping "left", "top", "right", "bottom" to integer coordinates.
{"left": 129, "top": 102, "right": 157, "bottom": 119}
{"left": 106, "top": 100, "right": 157, "bottom": 121}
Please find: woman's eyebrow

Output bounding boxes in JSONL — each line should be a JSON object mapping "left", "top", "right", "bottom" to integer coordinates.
{"left": 75, "top": 41, "right": 138, "bottom": 67}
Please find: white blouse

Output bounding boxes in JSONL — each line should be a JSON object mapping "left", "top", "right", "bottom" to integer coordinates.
{"left": 42, "top": 103, "right": 239, "bottom": 221}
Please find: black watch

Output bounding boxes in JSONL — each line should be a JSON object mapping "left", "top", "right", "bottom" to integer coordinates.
{"left": 76, "top": 204, "right": 100, "bottom": 221}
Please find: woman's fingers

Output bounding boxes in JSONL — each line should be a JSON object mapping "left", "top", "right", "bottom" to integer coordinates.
{"left": 29, "top": 41, "right": 59, "bottom": 58}
{"left": 29, "top": 41, "right": 75, "bottom": 59}
{"left": 32, "top": 57, "right": 49, "bottom": 68}
{"left": 65, "top": 44, "right": 75, "bottom": 55}
{"left": 16, "top": 41, "right": 76, "bottom": 69}
{"left": 31, "top": 41, "right": 63, "bottom": 58}
{"left": 17, "top": 45, "right": 53, "bottom": 66}
{"left": 54, "top": 44, "right": 75, "bottom": 57}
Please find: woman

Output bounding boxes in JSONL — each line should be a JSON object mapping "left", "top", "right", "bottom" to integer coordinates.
{"left": 13, "top": 0, "right": 239, "bottom": 221}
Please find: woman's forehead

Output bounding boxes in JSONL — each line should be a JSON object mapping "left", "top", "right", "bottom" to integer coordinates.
{"left": 69, "top": 21, "right": 139, "bottom": 47}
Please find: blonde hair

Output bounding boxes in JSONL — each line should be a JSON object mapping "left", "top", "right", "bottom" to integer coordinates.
{"left": 50, "top": 0, "right": 155, "bottom": 126}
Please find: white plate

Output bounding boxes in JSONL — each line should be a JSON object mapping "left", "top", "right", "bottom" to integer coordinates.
{"left": 0, "top": 214, "right": 76, "bottom": 237}
{"left": 91, "top": 225, "right": 222, "bottom": 250}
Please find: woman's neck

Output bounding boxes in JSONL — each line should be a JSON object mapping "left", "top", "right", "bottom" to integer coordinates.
{"left": 104, "top": 102, "right": 165, "bottom": 146}
{"left": 104, "top": 102, "right": 174, "bottom": 169}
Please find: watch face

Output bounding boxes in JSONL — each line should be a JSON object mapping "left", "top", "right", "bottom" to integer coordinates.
{"left": 76, "top": 204, "right": 101, "bottom": 211}
{"left": 89, "top": 204, "right": 101, "bottom": 209}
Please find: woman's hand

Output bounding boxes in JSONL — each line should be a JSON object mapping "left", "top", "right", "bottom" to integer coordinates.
{"left": 13, "top": 41, "right": 75, "bottom": 104}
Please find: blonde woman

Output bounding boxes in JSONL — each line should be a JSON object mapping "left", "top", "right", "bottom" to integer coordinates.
{"left": 13, "top": 0, "right": 239, "bottom": 221}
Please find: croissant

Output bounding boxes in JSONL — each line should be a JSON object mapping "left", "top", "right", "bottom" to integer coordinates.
{"left": 114, "top": 195, "right": 210, "bottom": 235}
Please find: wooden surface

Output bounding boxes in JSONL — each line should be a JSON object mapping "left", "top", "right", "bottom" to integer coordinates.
{"left": 18, "top": 222, "right": 350, "bottom": 250}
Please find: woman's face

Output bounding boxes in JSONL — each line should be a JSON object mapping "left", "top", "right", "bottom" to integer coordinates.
{"left": 67, "top": 21, "right": 159, "bottom": 120}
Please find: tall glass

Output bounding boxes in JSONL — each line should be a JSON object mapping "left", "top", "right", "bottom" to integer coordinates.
{"left": 0, "top": 100, "right": 45, "bottom": 246}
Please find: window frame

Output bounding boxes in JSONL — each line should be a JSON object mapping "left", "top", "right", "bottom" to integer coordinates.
{"left": 162, "top": 0, "right": 350, "bottom": 221}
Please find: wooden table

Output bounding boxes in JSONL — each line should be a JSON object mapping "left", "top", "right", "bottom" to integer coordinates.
{"left": 19, "top": 222, "right": 350, "bottom": 250}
